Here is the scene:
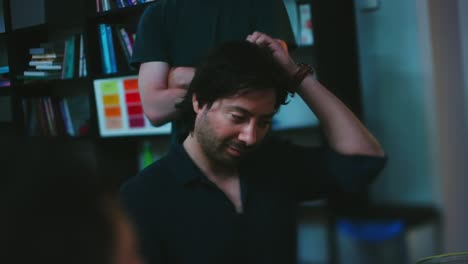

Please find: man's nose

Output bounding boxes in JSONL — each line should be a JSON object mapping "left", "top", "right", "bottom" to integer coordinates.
{"left": 238, "top": 122, "right": 257, "bottom": 146}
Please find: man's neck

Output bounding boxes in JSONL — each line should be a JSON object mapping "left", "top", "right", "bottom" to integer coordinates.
{"left": 182, "top": 134, "right": 238, "bottom": 180}
{"left": 183, "top": 134, "right": 243, "bottom": 213}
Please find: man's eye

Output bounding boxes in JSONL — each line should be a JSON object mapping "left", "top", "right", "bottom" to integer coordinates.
{"left": 231, "top": 114, "right": 247, "bottom": 123}
{"left": 259, "top": 120, "right": 272, "bottom": 128}
{"left": 230, "top": 114, "right": 246, "bottom": 122}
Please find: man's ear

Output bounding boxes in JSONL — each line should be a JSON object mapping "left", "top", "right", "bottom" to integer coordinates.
{"left": 192, "top": 94, "right": 201, "bottom": 114}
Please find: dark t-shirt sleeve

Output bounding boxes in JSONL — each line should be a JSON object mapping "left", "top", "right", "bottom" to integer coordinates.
{"left": 257, "top": 137, "right": 387, "bottom": 201}
{"left": 253, "top": 0, "right": 296, "bottom": 48}
{"left": 131, "top": 1, "right": 171, "bottom": 68}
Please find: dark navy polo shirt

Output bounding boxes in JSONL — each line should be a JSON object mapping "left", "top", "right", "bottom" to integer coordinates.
{"left": 120, "top": 137, "right": 386, "bottom": 264}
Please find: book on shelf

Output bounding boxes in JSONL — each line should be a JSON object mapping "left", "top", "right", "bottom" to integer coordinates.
{"left": 29, "top": 44, "right": 63, "bottom": 56}
{"left": 62, "top": 33, "right": 87, "bottom": 78}
{"left": 29, "top": 41, "right": 64, "bottom": 55}
{"left": 78, "top": 34, "right": 87, "bottom": 77}
{"left": 99, "top": 0, "right": 119, "bottom": 12}
{"left": 61, "top": 35, "right": 77, "bottom": 79}
{"left": 29, "top": 47, "right": 47, "bottom": 55}
{"left": 99, "top": 24, "right": 113, "bottom": 74}
{"left": 0, "top": 66, "right": 11, "bottom": 87}
{"left": 26, "top": 97, "right": 49, "bottom": 136}
{"left": 23, "top": 98, "right": 38, "bottom": 135}
{"left": 31, "top": 53, "right": 64, "bottom": 60}
{"left": 29, "top": 59, "right": 62, "bottom": 66}
{"left": 115, "top": 27, "right": 131, "bottom": 65}
{"left": 105, "top": 25, "right": 118, "bottom": 73}
{"left": 121, "top": 27, "right": 134, "bottom": 56}
{"left": 99, "top": 24, "right": 134, "bottom": 74}
{"left": 42, "top": 97, "right": 57, "bottom": 136}
{"left": 23, "top": 96, "right": 77, "bottom": 137}
{"left": 101, "top": 0, "right": 110, "bottom": 12}
{"left": 36, "top": 64, "right": 62, "bottom": 70}
{"left": 114, "top": 25, "right": 134, "bottom": 67}
{"left": 59, "top": 98, "right": 76, "bottom": 136}
{"left": 0, "top": 79, "right": 11, "bottom": 87}
{"left": 0, "top": 66, "right": 9, "bottom": 74}
{"left": 127, "top": 0, "right": 138, "bottom": 6}
{"left": 116, "top": 0, "right": 125, "bottom": 8}
{"left": 23, "top": 70, "right": 62, "bottom": 77}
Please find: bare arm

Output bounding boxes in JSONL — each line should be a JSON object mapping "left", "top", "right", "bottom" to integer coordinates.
{"left": 247, "top": 32, "right": 384, "bottom": 157}
{"left": 138, "top": 62, "right": 195, "bottom": 126}
{"left": 295, "top": 75, "right": 384, "bottom": 156}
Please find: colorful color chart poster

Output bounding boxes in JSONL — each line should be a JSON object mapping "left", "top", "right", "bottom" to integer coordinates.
{"left": 93, "top": 75, "right": 171, "bottom": 137}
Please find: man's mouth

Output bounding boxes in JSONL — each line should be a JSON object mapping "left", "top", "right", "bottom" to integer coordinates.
{"left": 227, "top": 142, "right": 251, "bottom": 157}
{"left": 227, "top": 146, "right": 243, "bottom": 157}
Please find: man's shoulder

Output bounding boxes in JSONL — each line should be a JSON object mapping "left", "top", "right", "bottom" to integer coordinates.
{"left": 244, "top": 135, "right": 326, "bottom": 174}
{"left": 120, "top": 156, "right": 173, "bottom": 198}
{"left": 251, "top": 136, "right": 306, "bottom": 158}
{"left": 243, "top": 137, "right": 298, "bottom": 168}
{"left": 143, "top": 0, "right": 184, "bottom": 13}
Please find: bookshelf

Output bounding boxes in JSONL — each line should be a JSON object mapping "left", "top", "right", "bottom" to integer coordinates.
{"left": 0, "top": 0, "right": 169, "bottom": 191}
{"left": 0, "top": 0, "right": 139, "bottom": 186}
{"left": 86, "top": 1, "right": 154, "bottom": 78}
{"left": 85, "top": 0, "right": 160, "bottom": 187}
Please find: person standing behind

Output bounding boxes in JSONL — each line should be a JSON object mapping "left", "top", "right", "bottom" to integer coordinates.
{"left": 131, "top": 0, "right": 295, "bottom": 141}
{"left": 121, "top": 33, "right": 386, "bottom": 264}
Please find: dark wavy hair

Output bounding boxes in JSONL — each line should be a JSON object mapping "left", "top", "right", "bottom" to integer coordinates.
{"left": 176, "top": 41, "right": 293, "bottom": 135}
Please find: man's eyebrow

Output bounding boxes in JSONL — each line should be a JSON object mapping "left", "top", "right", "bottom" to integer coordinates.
{"left": 225, "top": 106, "right": 276, "bottom": 118}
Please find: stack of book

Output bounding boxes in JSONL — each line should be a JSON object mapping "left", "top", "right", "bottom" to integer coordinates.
{"left": 24, "top": 43, "right": 64, "bottom": 79}
{"left": 23, "top": 34, "right": 87, "bottom": 80}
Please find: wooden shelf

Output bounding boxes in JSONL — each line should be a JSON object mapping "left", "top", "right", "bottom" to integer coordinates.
{"left": 15, "top": 77, "right": 92, "bottom": 97}
{"left": 16, "top": 135, "right": 96, "bottom": 141}
{"left": 0, "top": 86, "right": 12, "bottom": 95}
{"left": 91, "top": 71, "right": 138, "bottom": 80}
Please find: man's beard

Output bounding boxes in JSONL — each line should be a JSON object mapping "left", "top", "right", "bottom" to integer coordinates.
{"left": 194, "top": 115, "right": 250, "bottom": 167}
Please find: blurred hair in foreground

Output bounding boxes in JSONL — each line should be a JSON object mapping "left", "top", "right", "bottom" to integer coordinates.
{"left": 0, "top": 139, "right": 143, "bottom": 264}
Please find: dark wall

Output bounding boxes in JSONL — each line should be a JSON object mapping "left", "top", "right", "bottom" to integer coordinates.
{"left": 312, "top": 0, "right": 362, "bottom": 117}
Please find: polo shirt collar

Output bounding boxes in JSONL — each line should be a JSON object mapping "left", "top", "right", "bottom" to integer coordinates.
{"left": 166, "top": 142, "right": 253, "bottom": 205}
{"left": 166, "top": 143, "right": 208, "bottom": 185}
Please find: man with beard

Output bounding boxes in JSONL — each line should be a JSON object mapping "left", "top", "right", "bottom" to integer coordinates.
{"left": 121, "top": 32, "right": 386, "bottom": 264}
{"left": 132, "top": 0, "right": 295, "bottom": 142}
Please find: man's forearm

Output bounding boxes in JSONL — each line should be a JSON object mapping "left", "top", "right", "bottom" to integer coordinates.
{"left": 297, "top": 75, "right": 384, "bottom": 157}
{"left": 245, "top": 31, "right": 383, "bottom": 156}
{"left": 168, "top": 67, "right": 195, "bottom": 90}
{"left": 139, "top": 65, "right": 195, "bottom": 127}
{"left": 140, "top": 85, "right": 188, "bottom": 126}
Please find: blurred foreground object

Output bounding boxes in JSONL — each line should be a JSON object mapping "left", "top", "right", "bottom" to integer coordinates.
{"left": 417, "top": 252, "right": 468, "bottom": 264}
